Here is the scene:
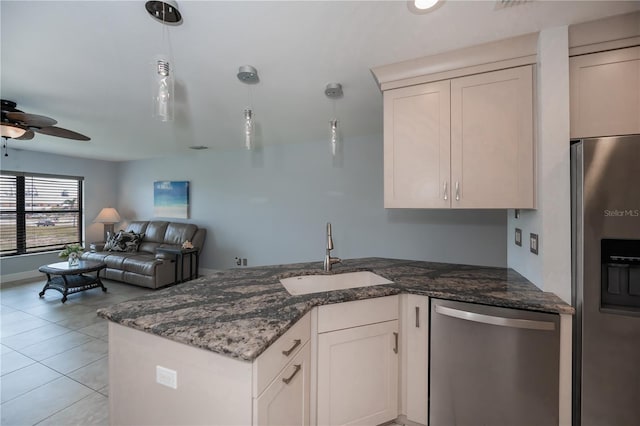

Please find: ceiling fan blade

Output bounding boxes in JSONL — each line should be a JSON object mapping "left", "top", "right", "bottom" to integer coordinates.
{"left": 6, "top": 111, "right": 57, "bottom": 128}
{"left": 35, "top": 126, "right": 90, "bottom": 141}
{"left": 15, "top": 129, "right": 35, "bottom": 140}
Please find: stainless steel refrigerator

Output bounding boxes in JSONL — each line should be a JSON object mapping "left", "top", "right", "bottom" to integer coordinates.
{"left": 571, "top": 135, "right": 640, "bottom": 426}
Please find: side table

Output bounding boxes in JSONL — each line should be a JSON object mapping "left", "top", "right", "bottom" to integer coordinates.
{"left": 38, "top": 260, "right": 107, "bottom": 303}
{"left": 156, "top": 247, "right": 199, "bottom": 284}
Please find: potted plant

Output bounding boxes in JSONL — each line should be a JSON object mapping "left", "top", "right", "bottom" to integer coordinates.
{"left": 59, "top": 244, "right": 84, "bottom": 267}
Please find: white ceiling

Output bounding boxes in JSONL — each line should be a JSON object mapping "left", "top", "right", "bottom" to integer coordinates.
{"left": 1, "top": 1, "right": 638, "bottom": 162}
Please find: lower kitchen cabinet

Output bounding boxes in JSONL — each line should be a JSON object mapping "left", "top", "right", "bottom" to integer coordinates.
{"left": 316, "top": 296, "right": 399, "bottom": 426}
{"left": 402, "top": 294, "right": 429, "bottom": 425}
{"left": 254, "top": 342, "right": 311, "bottom": 426}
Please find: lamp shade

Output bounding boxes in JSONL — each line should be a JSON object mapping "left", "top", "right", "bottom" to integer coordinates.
{"left": 94, "top": 207, "right": 121, "bottom": 224}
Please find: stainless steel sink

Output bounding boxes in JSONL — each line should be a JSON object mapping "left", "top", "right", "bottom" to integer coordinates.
{"left": 280, "top": 271, "right": 393, "bottom": 296}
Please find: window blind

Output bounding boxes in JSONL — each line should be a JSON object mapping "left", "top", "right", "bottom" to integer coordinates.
{"left": 0, "top": 172, "right": 83, "bottom": 256}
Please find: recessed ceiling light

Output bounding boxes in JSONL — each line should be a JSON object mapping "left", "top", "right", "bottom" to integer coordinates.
{"left": 407, "top": 0, "right": 444, "bottom": 14}
{"left": 415, "top": 0, "right": 439, "bottom": 9}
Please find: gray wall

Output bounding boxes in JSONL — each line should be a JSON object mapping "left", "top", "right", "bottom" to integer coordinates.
{"left": 0, "top": 148, "right": 119, "bottom": 280}
{"left": 117, "top": 134, "right": 507, "bottom": 270}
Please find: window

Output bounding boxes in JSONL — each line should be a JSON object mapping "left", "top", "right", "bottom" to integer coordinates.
{"left": 0, "top": 172, "right": 83, "bottom": 256}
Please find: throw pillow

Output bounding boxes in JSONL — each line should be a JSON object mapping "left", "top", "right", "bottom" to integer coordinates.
{"left": 108, "top": 231, "right": 144, "bottom": 253}
{"left": 103, "top": 231, "right": 121, "bottom": 251}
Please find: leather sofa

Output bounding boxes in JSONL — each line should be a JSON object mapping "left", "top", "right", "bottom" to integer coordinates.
{"left": 82, "top": 220, "right": 206, "bottom": 289}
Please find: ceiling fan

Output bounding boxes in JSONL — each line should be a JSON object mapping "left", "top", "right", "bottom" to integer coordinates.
{"left": 0, "top": 99, "right": 90, "bottom": 141}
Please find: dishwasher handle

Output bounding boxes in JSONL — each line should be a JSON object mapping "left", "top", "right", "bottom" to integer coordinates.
{"left": 434, "top": 304, "right": 556, "bottom": 331}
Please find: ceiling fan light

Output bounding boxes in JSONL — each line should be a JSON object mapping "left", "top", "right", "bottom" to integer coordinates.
{"left": 414, "top": 0, "right": 440, "bottom": 9}
{"left": 0, "top": 123, "right": 27, "bottom": 139}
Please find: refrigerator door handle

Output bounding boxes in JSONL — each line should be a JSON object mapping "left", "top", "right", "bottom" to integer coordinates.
{"left": 434, "top": 305, "right": 556, "bottom": 331}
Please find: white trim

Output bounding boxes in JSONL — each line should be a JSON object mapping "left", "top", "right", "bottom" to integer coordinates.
{"left": 371, "top": 32, "right": 538, "bottom": 90}
{"left": 0, "top": 269, "right": 42, "bottom": 286}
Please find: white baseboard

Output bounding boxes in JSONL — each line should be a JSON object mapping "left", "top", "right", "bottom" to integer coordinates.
{"left": 1, "top": 270, "right": 42, "bottom": 286}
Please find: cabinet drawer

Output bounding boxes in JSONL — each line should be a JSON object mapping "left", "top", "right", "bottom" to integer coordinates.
{"left": 253, "top": 342, "right": 311, "bottom": 426}
{"left": 318, "top": 296, "right": 399, "bottom": 333}
{"left": 253, "top": 312, "right": 311, "bottom": 397}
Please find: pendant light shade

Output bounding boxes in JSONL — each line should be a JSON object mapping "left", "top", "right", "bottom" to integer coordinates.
{"left": 330, "top": 119, "right": 338, "bottom": 157}
{"left": 146, "top": 1, "right": 181, "bottom": 122}
{"left": 238, "top": 65, "right": 259, "bottom": 151}
{"left": 244, "top": 109, "right": 254, "bottom": 151}
{"left": 154, "top": 57, "right": 174, "bottom": 122}
{"left": 325, "top": 83, "right": 343, "bottom": 158}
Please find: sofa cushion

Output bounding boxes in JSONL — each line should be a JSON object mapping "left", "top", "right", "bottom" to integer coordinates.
{"left": 122, "top": 254, "right": 160, "bottom": 276}
{"left": 126, "top": 221, "right": 149, "bottom": 235}
{"left": 145, "top": 221, "right": 169, "bottom": 243}
{"left": 163, "top": 223, "right": 198, "bottom": 245}
{"left": 108, "top": 231, "right": 144, "bottom": 252}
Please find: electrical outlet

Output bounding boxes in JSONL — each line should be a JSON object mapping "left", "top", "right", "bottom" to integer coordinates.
{"left": 530, "top": 233, "right": 539, "bottom": 255}
{"left": 156, "top": 365, "right": 177, "bottom": 389}
{"left": 515, "top": 228, "right": 522, "bottom": 247}
{"left": 235, "top": 257, "right": 241, "bottom": 266}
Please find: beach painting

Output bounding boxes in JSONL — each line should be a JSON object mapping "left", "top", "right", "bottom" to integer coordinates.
{"left": 154, "top": 181, "right": 189, "bottom": 219}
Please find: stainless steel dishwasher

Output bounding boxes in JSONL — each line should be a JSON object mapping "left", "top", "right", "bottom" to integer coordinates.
{"left": 430, "top": 299, "right": 560, "bottom": 426}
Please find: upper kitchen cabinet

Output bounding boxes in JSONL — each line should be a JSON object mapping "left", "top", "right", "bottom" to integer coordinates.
{"left": 383, "top": 66, "right": 534, "bottom": 209}
{"left": 570, "top": 46, "right": 640, "bottom": 139}
{"left": 373, "top": 33, "right": 538, "bottom": 209}
{"left": 451, "top": 66, "right": 534, "bottom": 208}
{"left": 384, "top": 80, "right": 451, "bottom": 208}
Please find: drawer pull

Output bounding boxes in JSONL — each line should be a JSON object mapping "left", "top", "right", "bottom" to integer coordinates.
{"left": 393, "top": 332, "right": 398, "bottom": 354}
{"left": 282, "top": 339, "right": 301, "bottom": 357}
{"left": 282, "top": 364, "right": 301, "bottom": 385}
{"left": 443, "top": 181, "right": 448, "bottom": 201}
{"left": 415, "top": 306, "right": 420, "bottom": 328}
{"left": 455, "top": 181, "right": 460, "bottom": 201}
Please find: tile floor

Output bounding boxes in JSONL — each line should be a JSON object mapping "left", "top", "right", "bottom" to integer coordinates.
{"left": 1, "top": 277, "right": 151, "bottom": 426}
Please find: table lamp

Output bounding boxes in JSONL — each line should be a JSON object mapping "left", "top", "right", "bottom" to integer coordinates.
{"left": 94, "top": 207, "right": 121, "bottom": 242}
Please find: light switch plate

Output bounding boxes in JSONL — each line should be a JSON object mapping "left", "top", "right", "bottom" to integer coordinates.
{"left": 530, "top": 233, "right": 539, "bottom": 255}
{"left": 515, "top": 228, "right": 522, "bottom": 247}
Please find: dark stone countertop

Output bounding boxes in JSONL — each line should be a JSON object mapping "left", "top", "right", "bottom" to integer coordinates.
{"left": 97, "top": 257, "right": 573, "bottom": 362}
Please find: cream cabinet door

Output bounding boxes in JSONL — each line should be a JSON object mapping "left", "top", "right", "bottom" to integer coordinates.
{"left": 384, "top": 81, "right": 451, "bottom": 208}
{"left": 254, "top": 342, "right": 311, "bottom": 426}
{"left": 570, "top": 46, "right": 640, "bottom": 138}
{"left": 404, "top": 295, "right": 429, "bottom": 425}
{"left": 317, "top": 320, "right": 399, "bottom": 426}
{"left": 450, "top": 65, "right": 535, "bottom": 208}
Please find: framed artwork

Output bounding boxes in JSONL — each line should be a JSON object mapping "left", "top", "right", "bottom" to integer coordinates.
{"left": 154, "top": 181, "right": 189, "bottom": 219}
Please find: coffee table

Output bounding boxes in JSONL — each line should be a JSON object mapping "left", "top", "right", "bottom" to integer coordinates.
{"left": 38, "top": 260, "right": 107, "bottom": 303}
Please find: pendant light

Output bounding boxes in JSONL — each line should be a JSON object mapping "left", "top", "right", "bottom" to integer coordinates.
{"left": 237, "top": 65, "right": 259, "bottom": 151}
{"left": 145, "top": 0, "right": 182, "bottom": 122}
{"left": 325, "top": 83, "right": 343, "bottom": 158}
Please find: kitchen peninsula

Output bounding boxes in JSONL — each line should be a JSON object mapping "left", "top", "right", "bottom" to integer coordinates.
{"left": 98, "top": 257, "right": 573, "bottom": 425}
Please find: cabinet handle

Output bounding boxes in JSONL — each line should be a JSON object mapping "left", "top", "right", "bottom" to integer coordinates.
{"left": 443, "top": 181, "right": 448, "bottom": 201}
{"left": 393, "top": 332, "right": 398, "bottom": 354}
{"left": 415, "top": 306, "right": 420, "bottom": 328}
{"left": 282, "top": 364, "right": 302, "bottom": 385}
{"left": 282, "top": 339, "right": 301, "bottom": 357}
{"left": 455, "top": 181, "right": 460, "bottom": 201}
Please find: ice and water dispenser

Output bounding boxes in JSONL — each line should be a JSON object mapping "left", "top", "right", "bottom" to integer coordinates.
{"left": 601, "top": 239, "right": 640, "bottom": 313}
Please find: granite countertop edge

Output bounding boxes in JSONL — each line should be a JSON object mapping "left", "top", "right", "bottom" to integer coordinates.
{"left": 97, "top": 257, "right": 574, "bottom": 362}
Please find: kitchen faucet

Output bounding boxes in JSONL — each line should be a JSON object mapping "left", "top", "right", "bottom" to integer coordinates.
{"left": 324, "top": 222, "right": 342, "bottom": 272}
